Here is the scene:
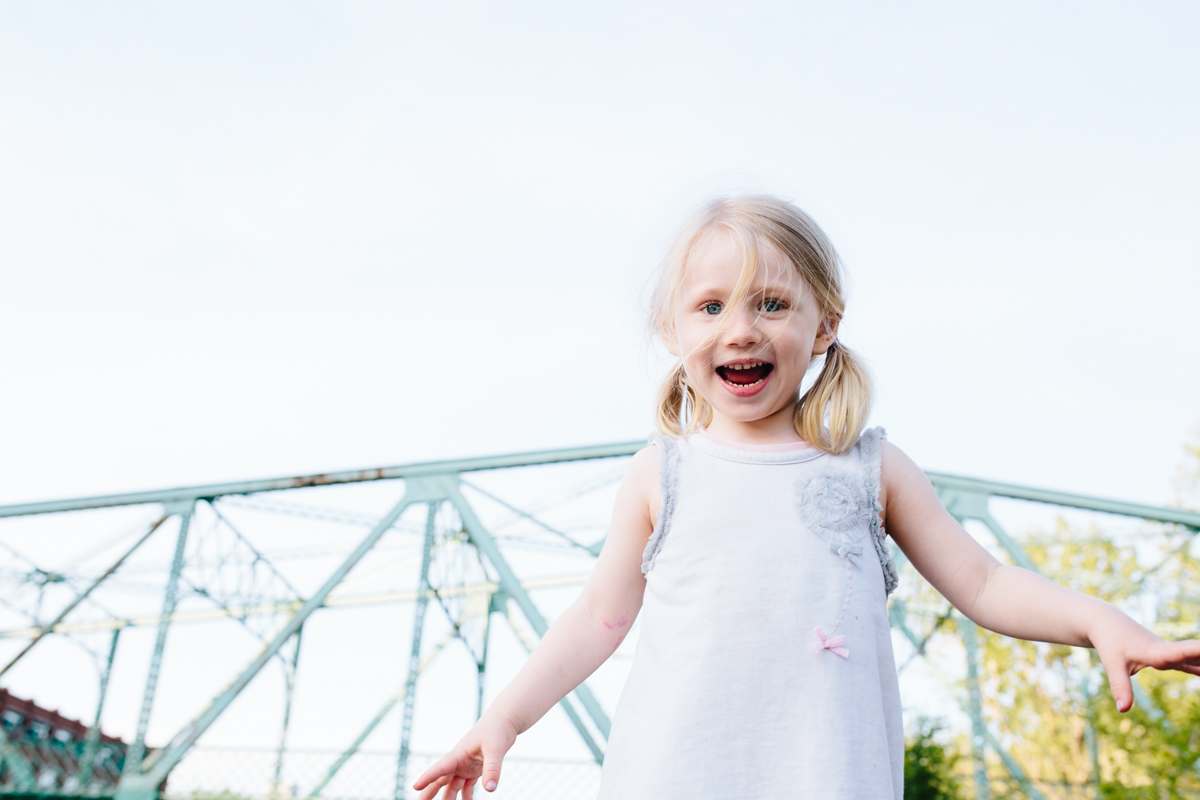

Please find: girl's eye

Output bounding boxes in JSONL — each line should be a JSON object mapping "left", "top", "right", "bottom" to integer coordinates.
{"left": 761, "top": 299, "right": 786, "bottom": 313}
{"left": 703, "top": 302, "right": 722, "bottom": 315}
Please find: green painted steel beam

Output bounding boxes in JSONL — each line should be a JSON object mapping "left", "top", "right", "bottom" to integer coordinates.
{"left": 123, "top": 504, "right": 193, "bottom": 780}
{"left": 960, "top": 614, "right": 991, "bottom": 800}
{"left": 982, "top": 727, "right": 1048, "bottom": 800}
{"left": 3, "top": 442, "right": 1194, "bottom": 534}
{"left": 0, "top": 442, "right": 646, "bottom": 518}
{"left": 309, "top": 633, "right": 455, "bottom": 799}
{"left": 927, "top": 472, "right": 1200, "bottom": 530}
{"left": 270, "top": 628, "right": 303, "bottom": 800}
{"left": 445, "top": 481, "right": 612, "bottom": 751}
{"left": 501, "top": 605, "right": 605, "bottom": 765}
{"left": 395, "top": 504, "right": 438, "bottom": 800}
{"left": 78, "top": 627, "right": 122, "bottom": 788}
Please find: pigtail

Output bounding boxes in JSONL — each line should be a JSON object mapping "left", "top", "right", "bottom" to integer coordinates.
{"left": 656, "top": 362, "right": 713, "bottom": 437}
{"left": 794, "top": 339, "right": 873, "bottom": 455}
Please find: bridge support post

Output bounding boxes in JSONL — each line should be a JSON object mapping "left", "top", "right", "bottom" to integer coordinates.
{"left": 270, "top": 627, "right": 303, "bottom": 800}
{"left": 395, "top": 502, "right": 438, "bottom": 800}
{"left": 960, "top": 614, "right": 991, "bottom": 800}
{"left": 120, "top": 502, "right": 194, "bottom": 800}
{"left": 77, "top": 626, "right": 122, "bottom": 790}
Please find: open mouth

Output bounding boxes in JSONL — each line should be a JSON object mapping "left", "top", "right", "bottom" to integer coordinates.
{"left": 716, "top": 361, "right": 774, "bottom": 387}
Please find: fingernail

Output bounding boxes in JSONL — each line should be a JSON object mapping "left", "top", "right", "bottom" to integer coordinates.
{"left": 486, "top": 780, "right": 497, "bottom": 791}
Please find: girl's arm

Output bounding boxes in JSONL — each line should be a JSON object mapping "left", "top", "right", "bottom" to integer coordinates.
{"left": 413, "top": 446, "right": 660, "bottom": 800}
{"left": 881, "top": 440, "right": 1200, "bottom": 712}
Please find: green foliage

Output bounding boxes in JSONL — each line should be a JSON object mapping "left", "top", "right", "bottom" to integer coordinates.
{"left": 904, "top": 718, "right": 964, "bottom": 800}
{"left": 189, "top": 791, "right": 254, "bottom": 800}
{"left": 1091, "top": 670, "right": 1200, "bottom": 799}
{"left": 966, "top": 516, "right": 1200, "bottom": 797}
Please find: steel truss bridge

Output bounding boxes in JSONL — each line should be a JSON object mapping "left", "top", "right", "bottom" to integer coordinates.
{"left": 0, "top": 442, "right": 1196, "bottom": 800}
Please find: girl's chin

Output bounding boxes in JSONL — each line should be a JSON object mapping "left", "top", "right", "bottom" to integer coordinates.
{"left": 708, "top": 389, "right": 798, "bottom": 425}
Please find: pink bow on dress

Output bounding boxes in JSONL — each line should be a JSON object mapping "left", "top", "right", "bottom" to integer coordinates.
{"left": 814, "top": 626, "right": 849, "bottom": 658}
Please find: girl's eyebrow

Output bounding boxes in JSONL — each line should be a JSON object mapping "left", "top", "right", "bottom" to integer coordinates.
{"left": 754, "top": 283, "right": 799, "bottom": 296}
{"left": 746, "top": 281, "right": 803, "bottom": 302}
{"left": 684, "top": 280, "right": 799, "bottom": 297}
{"left": 681, "top": 282, "right": 733, "bottom": 297}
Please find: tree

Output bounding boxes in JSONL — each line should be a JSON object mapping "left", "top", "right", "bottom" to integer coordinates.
{"left": 905, "top": 718, "right": 965, "bottom": 800}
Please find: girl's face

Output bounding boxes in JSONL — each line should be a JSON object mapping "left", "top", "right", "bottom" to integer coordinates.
{"left": 666, "top": 230, "right": 835, "bottom": 439}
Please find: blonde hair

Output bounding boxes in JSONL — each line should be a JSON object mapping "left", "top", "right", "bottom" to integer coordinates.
{"left": 651, "top": 195, "right": 872, "bottom": 455}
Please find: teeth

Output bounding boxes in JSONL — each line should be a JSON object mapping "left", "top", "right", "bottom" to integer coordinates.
{"left": 726, "top": 361, "right": 763, "bottom": 370}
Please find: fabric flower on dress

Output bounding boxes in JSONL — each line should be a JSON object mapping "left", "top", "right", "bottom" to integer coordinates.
{"left": 796, "top": 470, "right": 870, "bottom": 549}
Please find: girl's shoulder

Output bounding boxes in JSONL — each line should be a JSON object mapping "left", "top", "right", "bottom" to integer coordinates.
{"left": 875, "top": 434, "right": 938, "bottom": 542}
{"left": 625, "top": 442, "right": 661, "bottom": 491}
{"left": 618, "top": 441, "right": 663, "bottom": 532}
{"left": 876, "top": 436, "right": 925, "bottom": 499}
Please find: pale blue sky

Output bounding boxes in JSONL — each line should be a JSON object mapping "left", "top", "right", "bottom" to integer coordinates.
{"left": 3, "top": 2, "right": 1197, "bottom": 512}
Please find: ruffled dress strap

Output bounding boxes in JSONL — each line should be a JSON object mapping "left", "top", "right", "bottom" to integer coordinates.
{"left": 859, "top": 424, "right": 897, "bottom": 594}
{"left": 641, "top": 432, "right": 679, "bottom": 575}
{"left": 858, "top": 426, "right": 898, "bottom": 594}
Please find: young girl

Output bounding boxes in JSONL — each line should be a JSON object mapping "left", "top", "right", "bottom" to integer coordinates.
{"left": 413, "top": 195, "right": 1200, "bottom": 799}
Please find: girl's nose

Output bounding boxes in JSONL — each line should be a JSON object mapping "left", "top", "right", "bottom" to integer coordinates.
{"left": 721, "top": 306, "right": 763, "bottom": 347}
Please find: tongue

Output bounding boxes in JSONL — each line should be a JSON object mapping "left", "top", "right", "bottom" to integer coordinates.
{"left": 720, "top": 364, "right": 771, "bottom": 385}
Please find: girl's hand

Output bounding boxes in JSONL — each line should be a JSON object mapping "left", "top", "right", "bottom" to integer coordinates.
{"left": 1091, "top": 626, "right": 1200, "bottom": 713}
{"left": 412, "top": 713, "right": 518, "bottom": 800}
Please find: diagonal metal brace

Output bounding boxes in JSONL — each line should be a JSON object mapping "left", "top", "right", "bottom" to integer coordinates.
{"left": 982, "top": 726, "right": 1048, "bottom": 800}
{"left": 441, "top": 478, "right": 611, "bottom": 746}
{"left": 0, "top": 514, "right": 168, "bottom": 680}
{"left": 309, "top": 631, "right": 455, "bottom": 799}
{"left": 503, "top": 606, "right": 605, "bottom": 764}
{"left": 115, "top": 490, "right": 419, "bottom": 799}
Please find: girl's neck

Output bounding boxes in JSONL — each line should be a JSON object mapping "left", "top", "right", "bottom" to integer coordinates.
{"left": 696, "top": 427, "right": 811, "bottom": 452}
{"left": 701, "top": 404, "right": 806, "bottom": 447}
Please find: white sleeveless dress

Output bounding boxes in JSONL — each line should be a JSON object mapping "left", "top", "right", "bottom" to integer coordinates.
{"left": 597, "top": 428, "right": 903, "bottom": 799}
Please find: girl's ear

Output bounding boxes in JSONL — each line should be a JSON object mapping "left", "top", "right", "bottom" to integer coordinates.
{"left": 812, "top": 315, "right": 840, "bottom": 355}
{"left": 659, "top": 323, "right": 679, "bottom": 357}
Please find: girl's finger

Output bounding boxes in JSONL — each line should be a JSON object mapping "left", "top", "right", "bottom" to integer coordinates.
{"left": 441, "top": 776, "right": 466, "bottom": 800}
{"left": 480, "top": 747, "right": 503, "bottom": 792}
{"left": 463, "top": 778, "right": 478, "bottom": 800}
{"left": 417, "top": 775, "right": 450, "bottom": 800}
{"left": 1099, "top": 651, "right": 1134, "bottom": 712}
{"left": 1155, "top": 638, "right": 1200, "bottom": 669}
{"left": 414, "top": 756, "right": 457, "bottom": 790}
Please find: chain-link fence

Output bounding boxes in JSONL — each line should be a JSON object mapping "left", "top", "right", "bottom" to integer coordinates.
{"left": 164, "top": 747, "right": 600, "bottom": 800}
{"left": 0, "top": 740, "right": 1138, "bottom": 800}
